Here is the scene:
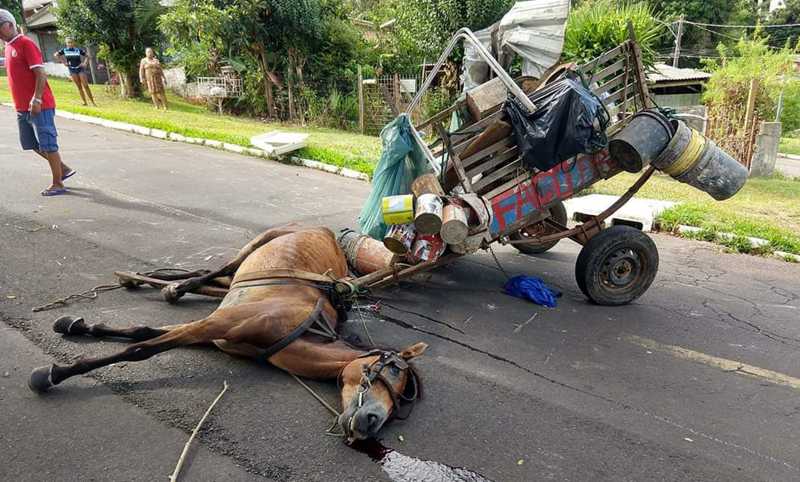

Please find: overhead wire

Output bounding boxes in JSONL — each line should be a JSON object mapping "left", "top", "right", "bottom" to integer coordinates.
{"left": 684, "top": 20, "right": 800, "bottom": 29}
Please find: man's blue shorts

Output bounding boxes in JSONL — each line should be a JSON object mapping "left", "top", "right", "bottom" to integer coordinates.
{"left": 17, "top": 109, "right": 59, "bottom": 153}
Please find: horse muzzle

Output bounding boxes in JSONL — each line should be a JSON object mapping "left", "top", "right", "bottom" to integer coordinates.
{"left": 340, "top": 403, "right": 389, "bottom": 443}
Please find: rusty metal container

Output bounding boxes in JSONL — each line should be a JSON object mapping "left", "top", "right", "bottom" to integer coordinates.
{"left": 338, "top": 229, "right": 395, "bottom": 275}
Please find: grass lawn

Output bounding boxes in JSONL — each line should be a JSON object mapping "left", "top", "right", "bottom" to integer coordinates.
{"left": 779, "top": 136, "right": 800, "bottom": 156}
{"left": 0, "top": 75, "right": 381, "bottom": 174}
{"left": 586, "top": 172, "right": 800, "bottom": 255}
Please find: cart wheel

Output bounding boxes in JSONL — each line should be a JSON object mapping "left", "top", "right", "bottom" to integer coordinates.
{"left": 575, "top": 225, "right": 658, "bottom": 306}
{"left": 511, "top": 201, "right": 568, "bottom": 255}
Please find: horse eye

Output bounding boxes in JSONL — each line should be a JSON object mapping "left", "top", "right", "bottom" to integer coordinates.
{"left": 389, "top": 365, "right": 400, "bottom": 376}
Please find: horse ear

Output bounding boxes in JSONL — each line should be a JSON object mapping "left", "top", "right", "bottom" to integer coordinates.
{"left": 399, "top": 342, "right": 429, "bottom": 360}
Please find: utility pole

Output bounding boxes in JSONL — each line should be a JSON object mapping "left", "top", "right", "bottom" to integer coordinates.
{"left": 672, "top": 15, "right": 684, "bottom": 68}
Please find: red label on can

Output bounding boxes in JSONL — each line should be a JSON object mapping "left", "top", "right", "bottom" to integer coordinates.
{"left": 410, "top": 234, "right": 446, "bottom": 263}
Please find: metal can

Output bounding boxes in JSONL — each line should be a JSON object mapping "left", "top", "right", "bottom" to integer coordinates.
{"left": 414, "top": 193, "right": 444, "bottom": 235}
{"left": 382, "top": 195, "right": 414, "bottom": 225}
{"left": 383, "top": 223, "right": 416, "bottom": 255}
{"left": 410, "top": 233, "right": 446, "bottom": 264}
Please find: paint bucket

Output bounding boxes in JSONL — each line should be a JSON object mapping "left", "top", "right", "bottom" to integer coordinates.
{"left": 410, "top": 234, "right": 446, "bottom": 264}
{"left": 382, "top": 195, "right": 414, "bottom": 225}
{"left": 654, "top": 121, "right": 748, "bottom": 201}
{"left": 608, "top": 110, "right": 674, "bottom": 173}
{"left": 338, "top": 229, "right": 395, "bottom": 275}
{"left": 383, "top": 223, "right": 416, "bottom": 255}
{"left": 414, "top": 194, "right": 444, "bottom": 235}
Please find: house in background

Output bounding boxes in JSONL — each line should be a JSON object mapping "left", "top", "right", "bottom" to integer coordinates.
{"left": 647, "top": 63, "right": 712, "bottom": 132}
{"left": 19, "top": 0, "right": 107, "bottom": 83}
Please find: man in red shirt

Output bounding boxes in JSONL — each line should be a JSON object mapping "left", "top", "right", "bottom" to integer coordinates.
{"left": 1, "top": 9, "right": 75, "bottom": 196}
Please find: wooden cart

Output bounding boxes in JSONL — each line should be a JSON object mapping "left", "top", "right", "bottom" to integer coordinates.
{"left": 349, "top": 27, "right": 662, "bottom": 306}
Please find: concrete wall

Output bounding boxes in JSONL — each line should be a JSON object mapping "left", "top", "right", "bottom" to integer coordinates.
{"left": 750, "top": 122, "right": 781, "bottom": 177}
{"left": 164, "top": 66, "right": 188, "bottom": 96}
{"left": 43, "top": 62, "right": 70, "bottom": 79}
{"left": 654, "top": 92, "right": 703, "bottom": 108}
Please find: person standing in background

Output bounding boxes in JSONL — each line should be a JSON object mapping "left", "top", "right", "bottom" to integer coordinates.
{"left": 55, "top": 38, "right": 97, "bottom": 106}
{"left": 139, "top": 48, "right": 168, "bottom": 110}
{"left": 1, "top": 9, "right": 76, "bottom": 196}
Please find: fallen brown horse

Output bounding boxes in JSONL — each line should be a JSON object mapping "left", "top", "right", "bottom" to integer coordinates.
{"left": 28, "top": 226, "right": 427, "bottom": 442}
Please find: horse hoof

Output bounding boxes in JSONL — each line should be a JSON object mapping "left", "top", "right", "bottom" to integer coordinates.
{"left": 28, "top": 365, "right": 54, "bottom": 394}
{"left": 53, "top": 316, "right": 86, "bottom": 335}
{"left": 162, "top": 284, "right": 181, "bottom": 304}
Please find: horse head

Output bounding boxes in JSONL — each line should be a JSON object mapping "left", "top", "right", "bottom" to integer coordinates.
{"left": 338, "top": 342, "right": 428, "bottom": 442}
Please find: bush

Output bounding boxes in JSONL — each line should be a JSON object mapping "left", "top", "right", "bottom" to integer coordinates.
{"left": 703, "top": 35, "right": 800, "bottom": 135}
{"left": 419, "top": 88, "right": 456, "bottom": 121}
{"left": 563, "top": 0, "right": 663, "bottom": 67}
{"left": 301, "top": 88, "right": 359, "bottom": 131}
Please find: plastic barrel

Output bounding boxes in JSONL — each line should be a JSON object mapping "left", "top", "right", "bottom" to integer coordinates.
{"left": 653, "top": 120, "right": 748, "bottom": 201}
{"left": 652, "top": 120, "right": 693, "bottom": 172}
{"left": 608, "top": 110, "right": 674, "bottom": 173}
{"left": 674, "top": 139, "right": 748, "bottom": 201}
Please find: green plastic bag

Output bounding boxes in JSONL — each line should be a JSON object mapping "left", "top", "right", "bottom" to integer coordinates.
{"left": 358, "top": 114, "right": 429, "bottom": 240}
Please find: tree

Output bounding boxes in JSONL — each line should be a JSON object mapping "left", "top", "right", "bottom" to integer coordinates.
{"left": 396, "top": 0, "right": 515, "bottom": 57}
{"left": 55, "top": 0, "right": 165, "bottom": 97}
{"left": 0, "top": 1, "right": 23, "bottom": 26}
{"left": 768, "top": 0, "right": 800, "bottom": 48}
{"left": 646, "top": 0, "right": 757, "bottom": 65}
{"left": 235, "top": 0, "right": 324, "bottom": 119}
{"left": 159, "top": 0, "right": 234, "bottom": 79}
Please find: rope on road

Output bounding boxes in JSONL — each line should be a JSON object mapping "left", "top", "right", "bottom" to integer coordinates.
{"left": 169, "top": 380, "right": 229, "bottom": 482}
{"left": 290, "top": 373, "right": 340, "bottom": 417}
{"left": 31, "top": 268, "right": 197, "bottom": 313}
{"left": 32, "top": 283, "right": 122, "bottom": 312}
{"left": 290, "top": 373, "right": 347, "bottom": 438}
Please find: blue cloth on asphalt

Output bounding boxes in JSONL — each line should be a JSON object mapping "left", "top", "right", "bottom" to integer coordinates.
{"left": 503, "top": 275, "right": 561, "bottom": 308}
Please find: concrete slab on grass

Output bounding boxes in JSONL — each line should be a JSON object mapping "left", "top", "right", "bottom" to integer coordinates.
{"left": 564, "top": 194, "right": 677, "bottom": 232}
{"left": 251, "top": 131, "right": 308, "bottom": 156}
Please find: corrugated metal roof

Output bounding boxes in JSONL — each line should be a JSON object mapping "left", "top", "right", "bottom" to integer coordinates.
{"left": 26, "top": 6, "right": 56, "bottom": 28}
{"left": 23, "top": 0, "right": 52, "bottom": 10}
{"left": 649, "top": 63, "right": 711, "bottom": 84}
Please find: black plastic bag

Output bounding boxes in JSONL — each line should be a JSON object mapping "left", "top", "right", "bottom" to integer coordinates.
{"left": 503, "top": 75, "right": 609, "bottom": 172}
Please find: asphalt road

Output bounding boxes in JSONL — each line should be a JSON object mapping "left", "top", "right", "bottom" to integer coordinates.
{"left": 777, "top": 155, "right": 800, "bottom": 178}
{"left": 1, "top": 106, "right": 799, "bottom": 481}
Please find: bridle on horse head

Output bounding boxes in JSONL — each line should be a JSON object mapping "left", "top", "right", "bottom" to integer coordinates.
{"left": 351, "top": 349, "right": 420, "bottom": 421}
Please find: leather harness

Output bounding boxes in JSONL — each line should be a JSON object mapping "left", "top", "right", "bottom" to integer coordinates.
{"left": 230, "top": 269, "right": 350, "bottom": 362}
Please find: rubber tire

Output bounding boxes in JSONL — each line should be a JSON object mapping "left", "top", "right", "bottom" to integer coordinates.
{"left": 511, "top": 201, "right": 568, "bottom": 255}
{"left": 575, "top": 225, "right": 658, "bottom": 306}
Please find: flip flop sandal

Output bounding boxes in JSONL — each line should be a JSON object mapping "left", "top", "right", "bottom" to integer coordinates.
{"left": 41, "top": 187, "right": 68, "bottom": 197}
{"left": 62, "top": 170, "right": 77, "bottom": 181}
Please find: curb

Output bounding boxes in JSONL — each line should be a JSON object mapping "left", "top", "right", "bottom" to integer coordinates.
{"left": 288, "top": 157, "right": 370, "bottom": 181}
{"left": 778, "top": 152, "right": 800, "bottom": 161}
{"left": 2, "top": 103, "right": 371, "bottom": 183}
{"left": 674, "top": 224, "right": 800, "bottom": 262}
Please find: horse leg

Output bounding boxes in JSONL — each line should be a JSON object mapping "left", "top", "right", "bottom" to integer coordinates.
{"left": 52, "top": 315, "right": 178, "bottom": 342}
{"left": 163, "top": 225, "right": 300, "bottom": 303}
{"left": 29, "top": 314, "right": 229, "bottom": 393}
